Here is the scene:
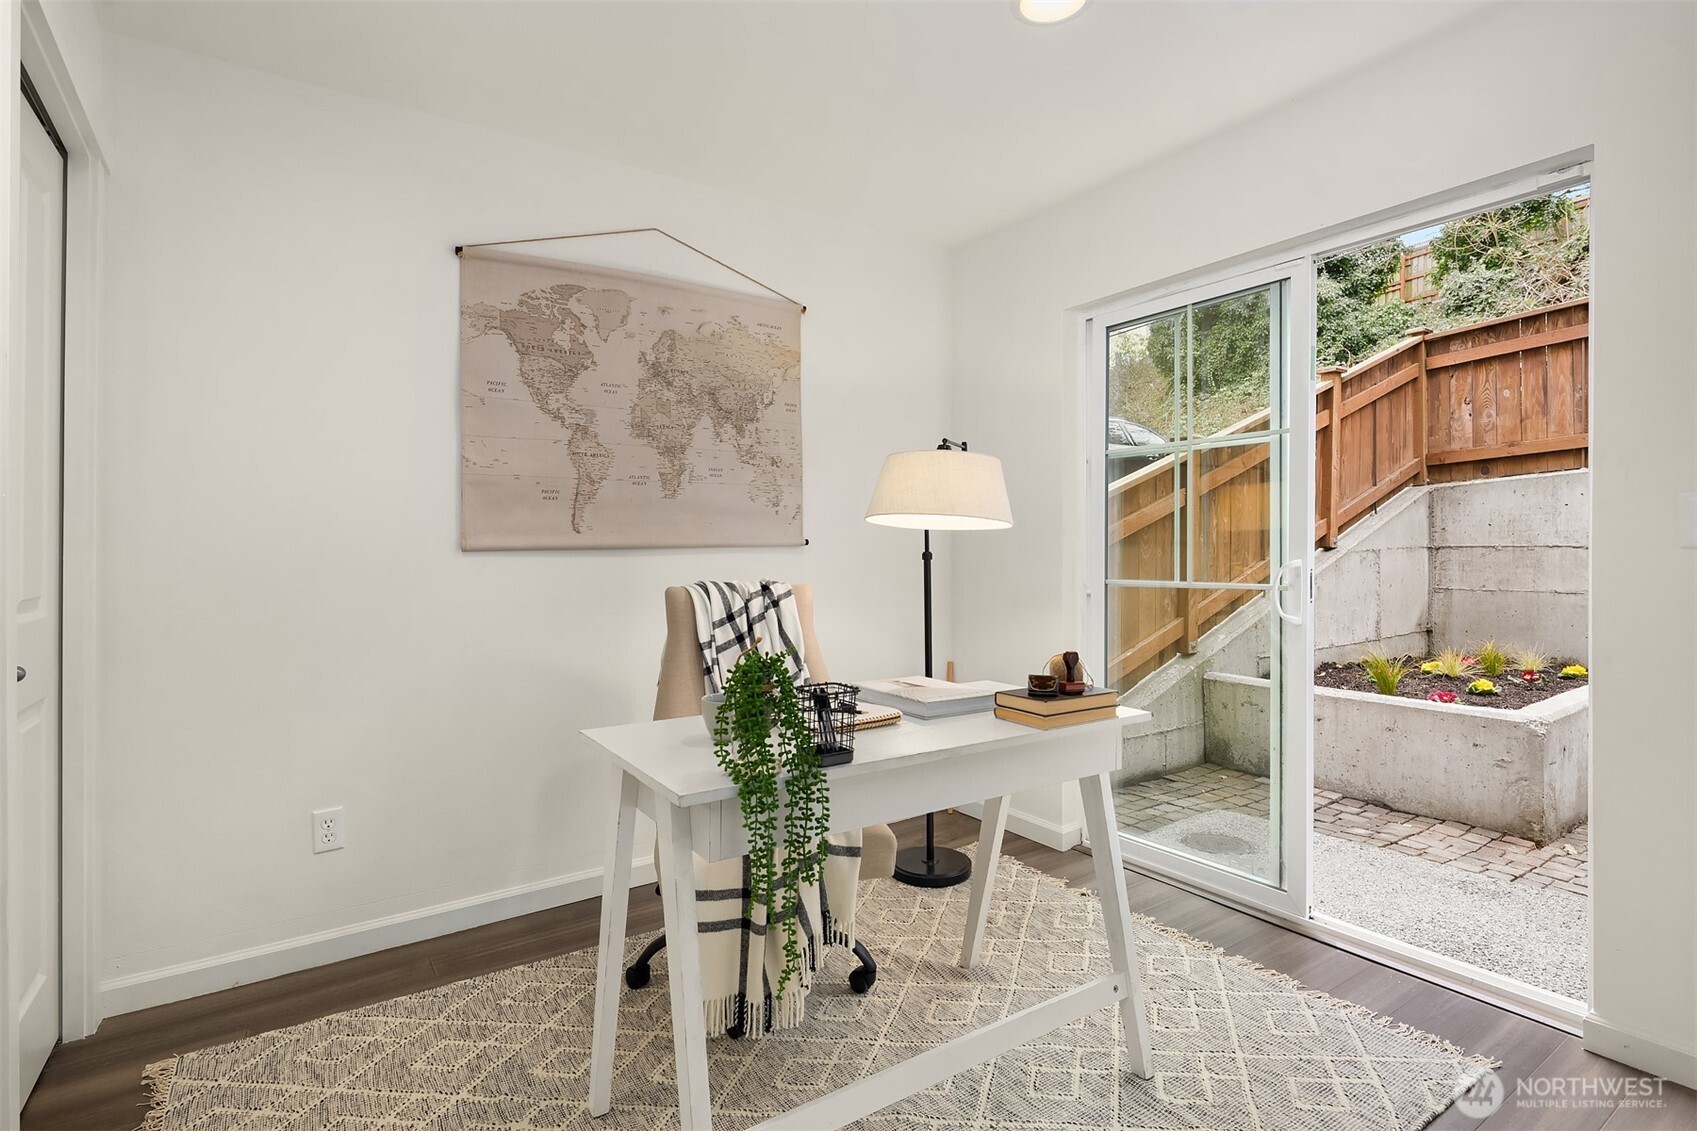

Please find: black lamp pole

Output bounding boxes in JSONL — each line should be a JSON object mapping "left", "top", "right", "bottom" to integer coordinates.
{"left": 893, "top": 441, "right": 975, "bottom": 889}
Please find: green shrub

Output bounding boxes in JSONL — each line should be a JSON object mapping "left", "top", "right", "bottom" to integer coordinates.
{"left": 1361, "top": 651, "right": 1413, "bottom": 696}
{"left": 1510, "top": 647, "right": 1551, "bottom": 674}
{"left": 1421, "top": 649, "right": 1479, "bottom": 679}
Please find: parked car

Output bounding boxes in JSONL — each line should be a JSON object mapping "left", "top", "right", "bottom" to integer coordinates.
{"left": 1107, "top": 417, "right": 1169, "bottom": 480}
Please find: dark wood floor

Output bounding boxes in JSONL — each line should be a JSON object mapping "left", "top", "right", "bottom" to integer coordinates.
{"left": 22, "top": 813, "right": 1694, "bottom": 1130}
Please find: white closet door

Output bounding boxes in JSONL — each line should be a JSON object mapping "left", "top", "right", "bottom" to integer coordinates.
{"left": 9, "top": 94, "right": 65, "bottom": 1099}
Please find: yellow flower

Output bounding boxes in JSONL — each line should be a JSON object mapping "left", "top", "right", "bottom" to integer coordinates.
{"left": 1467, "top": 678, "right": 1499, "bottom": 695}
{"left": 1560, "top": 664, "right": 1588, "bottom": 679}
{"left": 1420, "top": 660, "right": 1441, "bottom": 674}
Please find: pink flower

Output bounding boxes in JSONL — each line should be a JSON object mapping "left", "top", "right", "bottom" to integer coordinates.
{"left": 1428, "top": 691, "right": 1458, "bottom": 704}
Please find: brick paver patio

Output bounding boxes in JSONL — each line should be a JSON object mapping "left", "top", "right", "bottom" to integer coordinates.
{"left": 1114, "top": 765, "right": 1589, "bottom": 894}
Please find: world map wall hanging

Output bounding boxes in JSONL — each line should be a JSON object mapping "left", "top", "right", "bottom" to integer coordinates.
{"left": 457, "top": 246, "right": 803, "bottom": 549}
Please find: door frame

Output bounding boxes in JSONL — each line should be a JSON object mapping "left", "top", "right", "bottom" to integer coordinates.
{"left": 4, "top": 10, "right": 109, "bottom": 1109}
{"left": 1067, "top": 154, "right": 1596, "bottom": 1031}
{"left": 1078, "top": 258, "right": 1316, "bottom": 920}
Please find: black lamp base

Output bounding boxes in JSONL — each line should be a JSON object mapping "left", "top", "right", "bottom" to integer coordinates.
{"left": 893, "top": 844, "right": 973, "bottom": 888}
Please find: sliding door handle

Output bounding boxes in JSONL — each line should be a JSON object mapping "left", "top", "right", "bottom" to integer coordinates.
{"left": 1270, "top": 560, "right": 1305, "bottom": 626}
{"left": 14, "top": 666, "right": 23, "bottom": 682}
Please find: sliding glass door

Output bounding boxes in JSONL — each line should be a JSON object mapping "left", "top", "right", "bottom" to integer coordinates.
{"left": 1085, "top": 261, "right": 1315, "bottom": 916}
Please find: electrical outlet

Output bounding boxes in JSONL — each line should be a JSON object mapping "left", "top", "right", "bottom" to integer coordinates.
{"left": 312, "top": 807, "right": 345, "bottom": 854}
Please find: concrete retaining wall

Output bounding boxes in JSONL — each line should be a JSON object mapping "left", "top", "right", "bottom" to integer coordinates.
{"left": 1429, "top": 472, "right": 1589, "bottom": 662}
{"left": 1191, "top": 675, "right": 1588, "bottom": 842}
{"left": 1202, "top": 672, "right": 1272, "bottom": 776}
{"left": 1312, "top": 469, "right": 1589, "bottom": 663}
{"left": 1315, "top": 685, "right": 1589, "bottom": 842}
{"left": 1313, "top": 489, "right": 1431, "bottom": 664}
{"left": 1113, "top": 598, "right": 1266, "bottom": 786}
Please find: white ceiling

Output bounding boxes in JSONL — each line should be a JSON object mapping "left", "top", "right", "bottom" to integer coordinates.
{"left": 96, "top": 0, "right": 1489, "bottom": 246}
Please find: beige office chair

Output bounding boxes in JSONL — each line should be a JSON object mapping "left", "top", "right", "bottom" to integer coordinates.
{"left": 624, "top": 584, "right": 897, "bottom": 1011}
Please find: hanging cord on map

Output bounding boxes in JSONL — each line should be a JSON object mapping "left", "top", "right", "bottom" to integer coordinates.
{"left": 453, "top": 228, "right": 805, "bottom": 313}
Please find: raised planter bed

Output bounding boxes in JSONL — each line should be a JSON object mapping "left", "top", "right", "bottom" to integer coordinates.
{"left": 1314, "top": 660, "right": 1586, "bottom": 709}
{"left": 1201, "top": 672, "right": 1588, "bottom": 843}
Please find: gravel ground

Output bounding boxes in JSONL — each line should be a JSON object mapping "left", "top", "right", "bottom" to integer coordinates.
{"left": 1312, "top": 833, "right": 1589, "bottom": 1001}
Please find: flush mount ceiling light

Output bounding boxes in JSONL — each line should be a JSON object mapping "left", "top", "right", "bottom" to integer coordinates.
{"left": 1016, "top": 0, "right": 1089, "bottom": 25}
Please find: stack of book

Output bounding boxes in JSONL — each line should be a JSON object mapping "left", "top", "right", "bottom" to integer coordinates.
{"left": 993, "top": 686, "right": 1121, "bottom": 729}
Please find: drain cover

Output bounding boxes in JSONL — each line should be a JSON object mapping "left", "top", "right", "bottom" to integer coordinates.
{"left": 1182, "top": 832, "right": 1255, "bottom": 856}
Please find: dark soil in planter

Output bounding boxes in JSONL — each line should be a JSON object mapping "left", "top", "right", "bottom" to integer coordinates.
{"left": 1314, "top": 662, "right": 1587, "bottom": 710}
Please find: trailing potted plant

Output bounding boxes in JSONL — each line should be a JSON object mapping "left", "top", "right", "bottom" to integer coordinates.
{"left": 709, "top": 649, "right": 832, "bottom": 998}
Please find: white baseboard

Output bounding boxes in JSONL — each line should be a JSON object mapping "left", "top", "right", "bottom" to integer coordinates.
{"left": 1583, "top": 1013, "right": 1697, "bottom": 1089}
{"left": 954, "top": 802, "right": 1082, "bottom": 852}
{"left": 99, "top": 858, "right": 657, "bottom": 1020}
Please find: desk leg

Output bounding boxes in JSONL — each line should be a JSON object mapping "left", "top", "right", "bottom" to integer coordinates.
{"left": 588, "top": 770, "right": 639, "bottom": 1117}
{"left": 959, "top": 795, "right": 1009, "bottom": 969}
{"left": 1078, "top": 772, "right": 1153, "bottom": 1080}
{"left": 657, "top": 800, "right": 714, "bottom": 1130}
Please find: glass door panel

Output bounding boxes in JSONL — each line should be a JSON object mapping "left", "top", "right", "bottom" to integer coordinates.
{"left": 1112, "top": 604, "right": 1281, "bottom": 885}
{"left": 1094, "top": 265, "right": 1313, "bottom": 916}
{"left": 1187, "top": 286, "right": 1275, "bottom": 438}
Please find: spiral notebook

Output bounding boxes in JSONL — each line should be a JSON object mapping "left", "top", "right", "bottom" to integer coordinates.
{"left": 849, "top": 703, "right": 903, "bottom": 731}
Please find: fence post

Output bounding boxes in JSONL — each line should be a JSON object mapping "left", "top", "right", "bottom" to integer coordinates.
{"left": 1406, "top": 327, "right": 1432, "bottom": 486}
{"left": 1317, "top": 365, "right": 1345, "bottom": 549}
{"left": 1180, "top": 449, "right": 1198, "bottom": 652}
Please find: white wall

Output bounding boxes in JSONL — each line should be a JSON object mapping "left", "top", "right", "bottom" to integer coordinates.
{"left": 951, "top": 2, "right": 1697, "bottom": 1084}
{"left": 93, "top": 34, "right": 952, "bottom": 1012}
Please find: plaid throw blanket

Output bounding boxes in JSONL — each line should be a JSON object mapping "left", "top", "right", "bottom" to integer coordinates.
{"left": 684, "top": 581, "right": 861, "bottom": 1036}
{"left": 688, "top": 580, "right": 812, "bottom": 692}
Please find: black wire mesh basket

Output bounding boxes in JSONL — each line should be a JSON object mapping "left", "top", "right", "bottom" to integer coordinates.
{"left": 800, "top": 681, "right": 859, "bottom": 767}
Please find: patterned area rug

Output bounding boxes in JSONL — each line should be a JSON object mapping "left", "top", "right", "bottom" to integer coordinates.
{"left": 142, "top": 856, "right": 1495, "bottom": 1130}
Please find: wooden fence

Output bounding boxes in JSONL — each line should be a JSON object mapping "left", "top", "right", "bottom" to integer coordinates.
{"left": 1378, "top": 245, "right": 1437, "bottom": 304}
{"left": 1377, "top": 197, "right": 1587, "bottom": 306}
{"left": 1107, "top": 415, "right": 1274, "bottom": 689}
{"left": 1107, "top": 298, "right": 1589, "bottom": 690}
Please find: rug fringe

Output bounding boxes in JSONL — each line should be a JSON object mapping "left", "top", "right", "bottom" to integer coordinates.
{"left": 137, "top": 1057, "right": 179, "bottom": 1131}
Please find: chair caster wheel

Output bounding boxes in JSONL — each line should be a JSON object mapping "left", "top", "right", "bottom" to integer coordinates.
{"left": 624, "top": 963, "right": 651, "bottom": 989}
{"left": 849, "top": 967, "right": 876, "bottom": 994}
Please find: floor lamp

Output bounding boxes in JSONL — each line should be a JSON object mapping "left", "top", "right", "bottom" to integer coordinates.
{"left": 866, "top": 439, "right": 1014, "bottom": 887}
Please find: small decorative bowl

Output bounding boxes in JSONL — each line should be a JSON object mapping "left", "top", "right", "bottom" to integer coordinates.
{"left": 701, "top": 693, "right": 726, "bottom": 735}
{"left": 1027, "top": 673, "right": 1059, "bottom": 698}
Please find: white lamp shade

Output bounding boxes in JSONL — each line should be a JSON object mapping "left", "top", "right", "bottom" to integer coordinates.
{"left": 865, "top": 449, "right": 1014, "bottom": 531}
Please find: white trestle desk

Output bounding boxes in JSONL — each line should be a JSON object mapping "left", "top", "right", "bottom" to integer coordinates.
{"left": 581, "top": 705, "right": 1156, "bottom": 1131}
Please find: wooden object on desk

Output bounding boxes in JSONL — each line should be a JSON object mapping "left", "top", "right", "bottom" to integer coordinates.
{"left": 580, "top": 706, "right": 1155, "bottom": 1130}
